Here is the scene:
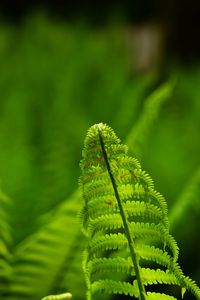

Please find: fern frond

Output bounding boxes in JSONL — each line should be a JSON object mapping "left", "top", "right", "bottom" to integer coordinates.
{"left": 7, "top": 191, "right": 85, "bottom": 300}
{"left": 126, "top": 80, "right": 174, "bottom": 158}
{"left": 169, "top": 166, "right": 200, "bottom": 229}
{"left": 0, "top": 190, "right": 12, "bottom": 296}
{"left": 80, "top": 123, "right": 200, "bottom": 299}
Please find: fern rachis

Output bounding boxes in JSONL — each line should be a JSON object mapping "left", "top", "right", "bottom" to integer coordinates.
{"left": 79, "top": 123, "right": 200, "bottom": 300}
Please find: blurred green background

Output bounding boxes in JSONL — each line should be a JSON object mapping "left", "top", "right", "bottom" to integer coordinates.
{"left": 0, "top": 2, "right": 200, "bottom": 299}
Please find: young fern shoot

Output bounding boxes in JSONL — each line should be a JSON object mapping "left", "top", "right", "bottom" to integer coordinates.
{"left": 79, "top": 123, "right": 200, "bottom": 300}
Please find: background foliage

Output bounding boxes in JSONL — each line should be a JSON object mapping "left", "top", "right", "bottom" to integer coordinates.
{"left": 0, "top": 13, "right": 200, "bottom": 300}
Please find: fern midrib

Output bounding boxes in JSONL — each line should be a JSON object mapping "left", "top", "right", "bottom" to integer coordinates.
{"left": 97, "top": 125, "right": 146, "bottom": 300}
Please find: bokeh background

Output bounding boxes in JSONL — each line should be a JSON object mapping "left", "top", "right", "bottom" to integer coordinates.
{"left": 0, "top": 1, "right": 200, "bottom": 299}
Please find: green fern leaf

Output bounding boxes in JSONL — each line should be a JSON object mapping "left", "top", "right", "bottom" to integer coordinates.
{"left": 80, "top": 123, "right": 200, "bottom": 299}
{"left": 169, "top": 166, "right": 200, "bottom": 229}
{"left": 126, "top": 80, "right": 174, "bottom": 158}
{"left": 7, "top": 191, "right": 85, "bottom": 300}
{"left": 146, "top": 292, "right": 177, "bottom": 300}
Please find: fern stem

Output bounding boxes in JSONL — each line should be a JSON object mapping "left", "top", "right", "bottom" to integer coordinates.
{"left": 97, "top": 125, "right": 146, "bottom": 300}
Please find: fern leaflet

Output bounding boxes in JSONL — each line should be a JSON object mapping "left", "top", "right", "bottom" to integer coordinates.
{"left": 41, "top": 293, "right": 72, "bottom": 300}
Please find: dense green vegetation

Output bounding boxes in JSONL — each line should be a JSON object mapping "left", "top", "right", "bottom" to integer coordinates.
{"left": 0, "top": 14, "right": 200, "bottom": 300}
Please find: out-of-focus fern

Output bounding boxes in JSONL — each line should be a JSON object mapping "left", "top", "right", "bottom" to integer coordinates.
{"left": 80, "top": 123, "right": 200, "bottom": 300}
{"left": 126, "top": 81, "right": 174, "bottom": 158}
{"left": 53, "top": 231, "right": 87, "bottom": 299}
{"left": 0, "top": 190, "right": 11, "bottom": 296}
{"left": 169, "top": 166, "right": 200, "bottom": 282}
{"left": 169, "top": 166, "right": 200, "bottom": 230}
{"left": 112, "top": 75, "right": 154, "bottom": 135}
{"left": 6, "top": 191, "right": 85, "bottom": 300}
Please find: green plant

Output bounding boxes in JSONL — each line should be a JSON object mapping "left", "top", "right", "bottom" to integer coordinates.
{"left": 0, "top": 15, "right": 200, "bottom": 299}
{"left": 79, "top": 123, "right": 200, "bottom": 300}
